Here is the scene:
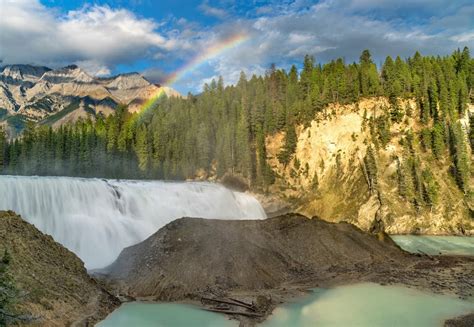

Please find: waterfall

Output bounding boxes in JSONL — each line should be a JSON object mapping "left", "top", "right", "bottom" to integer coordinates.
{"left": 0, "top": 175, "right": 266, "bottom": 269}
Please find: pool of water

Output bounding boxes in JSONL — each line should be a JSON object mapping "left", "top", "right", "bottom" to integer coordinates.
{"left": 98, "top": 284, "right": 473, "bottom": 327}
{"left": 96, "top": 302, "right": 237, "bottom": 327}
{"left": 262, "top": 283, "right": 474, "bottom": 327}
{"left": 391, "top": 235, "right": 474, "bottom": 256}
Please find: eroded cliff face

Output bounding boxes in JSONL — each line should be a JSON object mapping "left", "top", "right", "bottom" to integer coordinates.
{"left": 265, "top": 98, "right": 474, "bottom": 235}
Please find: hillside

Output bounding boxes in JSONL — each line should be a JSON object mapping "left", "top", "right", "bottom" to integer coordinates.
{"left": 266, "top": 99, "right": 474, "bottom": 235}
{"left": 0, "top": 49, "right": 472, "bottom": 235}
{"left": 0, "top": 64, "right": 180, "bottom": 135}
{"left": 100, "top": 214, "right": 407, "bottom": 301}
{"left": 0, "top": 211, "right": 119, "bottom": 326}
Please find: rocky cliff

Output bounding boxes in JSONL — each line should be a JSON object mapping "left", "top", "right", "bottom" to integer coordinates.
{"left": 265, "top": 98, "right": 474, "bottom": 235}
{"left": 0, "top": 64, "right": 179, "bottom": 135}
{"left": 0, "top": 211, "right": 119, "bottom": 326}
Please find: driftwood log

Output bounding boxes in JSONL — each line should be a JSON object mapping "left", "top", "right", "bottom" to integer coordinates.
{"left": 203, "top": 308, "right": 263, "bottom": 318}
{"left": 201, "top": 297, "right": 256, "bottom": 312}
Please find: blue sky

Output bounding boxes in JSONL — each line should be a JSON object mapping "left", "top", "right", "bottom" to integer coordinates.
{"left": 1, "top": 0, "right": 473, "bottom": 94}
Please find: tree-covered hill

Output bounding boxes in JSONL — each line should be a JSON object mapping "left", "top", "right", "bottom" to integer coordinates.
{"left": 0, "top": 48, "right": 473, "bottom": 234}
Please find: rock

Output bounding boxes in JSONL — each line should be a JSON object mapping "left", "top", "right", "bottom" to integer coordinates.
{"left": 254, "top": 295, "right": 272, "bottom": 313}
{"left": 444, "top": 313, "right": 474, "bottom": 327}
{"left": 99, "top": 213, "right": 410, "bottom": 300}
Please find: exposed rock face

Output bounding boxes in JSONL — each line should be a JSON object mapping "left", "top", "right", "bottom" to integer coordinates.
{"left": 101, "top": 213, "right": 411, "bottom": 300}
{"left": 0, "top": 64, "right": 180, "bottom": 135}
{"left": 0, "top": 64, "right": 51, "bottom": 83}
{"left": 0, "top": 211, "right": 119, "bottom": 326}
{"left": 265, "top": 99, "right": 474, "bottom": 235}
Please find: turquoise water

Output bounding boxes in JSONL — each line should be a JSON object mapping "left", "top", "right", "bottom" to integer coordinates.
{"left": 391, "top": 235, "right": 474, "bottom": 256}
{"left": 96, "top": 302, "right": 237, "bottom": 327}
{"left": 98, "top": 236, "right": 473, "bottom": 326}
{"left": 97, "top": 284, "right": 473, "bottom": 327}
{"left": 262, "top": 283, "right": 474, "bottom": 327}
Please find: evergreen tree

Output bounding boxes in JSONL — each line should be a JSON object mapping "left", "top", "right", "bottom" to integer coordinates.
{"left": 364, "top": 145, "right": 378, "bottom": 194}
{"left": 359, "top": 50, "right": 380, "bottom": 96}
{"left": 278, "top": 123, "right": 297, "bottom": 166}
{"left": 1, "top": 48, "right": 471, "bottom": 191}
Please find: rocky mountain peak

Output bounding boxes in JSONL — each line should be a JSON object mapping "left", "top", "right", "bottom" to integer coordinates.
{"left": 106, "top": 72, "right": 151, "bottom": 90}
{"left": 0, "top": 64, "right": 51, "bottom": 83}
{"left": 0, "top": 63, "right": 180, "bottom": 134}
{"left": 40, "top": 65, "right": 95, "bottom": 84}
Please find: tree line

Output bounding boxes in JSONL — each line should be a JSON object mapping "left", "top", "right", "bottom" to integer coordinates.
{"left": 0, "top": 48, "right": 472, "bottom": 191}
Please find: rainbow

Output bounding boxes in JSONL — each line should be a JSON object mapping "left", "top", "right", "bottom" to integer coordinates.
{"left": 163, "top": 33, "right": 249, "bottom": 86}
{"left": 136, "top": 32, "right": 249, "bottom": 116}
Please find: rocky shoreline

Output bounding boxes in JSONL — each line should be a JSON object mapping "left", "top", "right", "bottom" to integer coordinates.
{"left": 96, "top": 213, "right": 474, "bottom": 326}
{"left": 1, "top": 210, "right": 472, "bottom": 326}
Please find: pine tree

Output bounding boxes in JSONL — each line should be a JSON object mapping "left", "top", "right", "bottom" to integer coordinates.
{"left": 364, "top": 145, "right": 378, "bottom": 193}
{"left": 421, "top": 168, "right": 439, "bottom": 208}
{"left": 449, "top": 122, "right": 470, "bottom": 193}
{"left": 359, "top": 50, "right": 380, "bottom": 96}
{"left": 469, "top": 114, "right": 474, "bottom": 151}
{"left": 278, "top": 123, "right": 297, "bottom": 166}
{"left": 432, "top": 123, "right": 445, "bottom": 159}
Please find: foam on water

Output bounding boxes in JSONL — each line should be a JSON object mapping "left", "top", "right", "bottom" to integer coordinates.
{"left": 0, "top": 175, "right": 266, "bottom": 269}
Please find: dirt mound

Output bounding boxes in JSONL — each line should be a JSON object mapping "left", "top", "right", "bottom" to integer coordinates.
{"left": 102, "top": 213, "right": 410, "bottom": 300}
{"left": 0, "top": 211, "right": 119, "bottom": 326}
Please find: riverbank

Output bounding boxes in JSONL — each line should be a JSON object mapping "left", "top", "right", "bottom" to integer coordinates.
{"left": 96, "top": 213, "right": 474, "bottom": 326}
{"left": 1, "top": 208, "right": 472, "bottom": 326}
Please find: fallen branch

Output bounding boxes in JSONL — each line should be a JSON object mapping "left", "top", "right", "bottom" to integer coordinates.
{"left": 201, "top": 297, "right": 256, "bottom": 312}
{"left": 203, "top": 308, "right": 263, "bottom": 318}
{"left": 228, "top": 297, "right": 253, "bottom": 308}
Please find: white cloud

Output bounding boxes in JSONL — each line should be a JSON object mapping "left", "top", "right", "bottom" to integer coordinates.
{"left": 75, "top": 60, "right": 111, "bottom": 76}
{"left": 0, "top": 0, "right": 181, "bottom": 75}
{"left": 451, "top": 32, "right": 474, "bottom": 43}
{"left": 1, "top": 0, "right": 473, "bottom": 93}
{"left": 198, "top": 1, "right": 227, "bottom": 19}
{"left": 178, "top": 0, "right": 473, "bottom": 92}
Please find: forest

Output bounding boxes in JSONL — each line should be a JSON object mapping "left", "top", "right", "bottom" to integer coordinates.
{"left": 0, "top": 48, "right": 473, "bottom": 192}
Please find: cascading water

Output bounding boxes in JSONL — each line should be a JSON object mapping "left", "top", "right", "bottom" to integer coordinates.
{"left": 0, "top": 175, "right": 266, "bottom": 269}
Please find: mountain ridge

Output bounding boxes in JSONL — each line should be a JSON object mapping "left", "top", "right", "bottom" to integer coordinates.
{"left": 0, "top": 64, "right": 180, "bottom": 135}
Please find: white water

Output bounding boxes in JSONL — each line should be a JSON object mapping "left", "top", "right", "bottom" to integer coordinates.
{"left": 0, "top": 175, "right": 266, "bottom": 269}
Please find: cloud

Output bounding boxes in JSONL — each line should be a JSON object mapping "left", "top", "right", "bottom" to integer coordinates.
{"left": 169, "top": 0, "right": 473, "bottom": 92}
{"left": 75, "top": 60, "right": 111, "bottom": 76}
{"left": 198, "top": 1, "right": 227, "bottom": 19}
{"left": 204, "top": 0, "right": 472, "bottom": 73}
{"left": 0, "top": 0, "right": 181, "bottom": 75}
{"left": 451, "top": 32, "right": 474, "bottom": 43}
{"left": 1, "top": 0, "right": 473, "bottom": 93}
{"left": 141, "top": 67, "right": 168, "bottom": 84}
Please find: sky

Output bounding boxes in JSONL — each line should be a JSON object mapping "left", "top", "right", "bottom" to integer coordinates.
{"left": 0, "top": 0, "right": 473, "bottom": 94}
